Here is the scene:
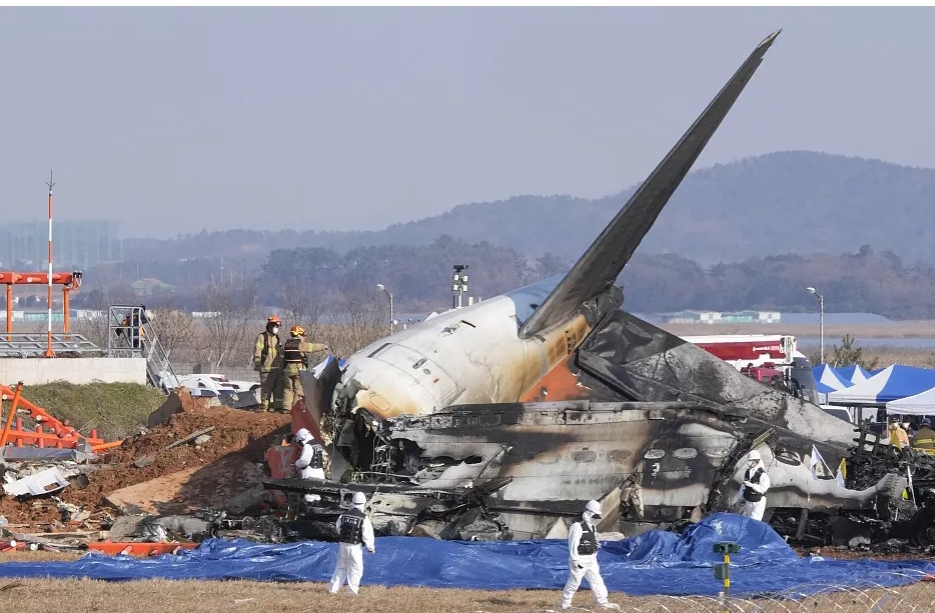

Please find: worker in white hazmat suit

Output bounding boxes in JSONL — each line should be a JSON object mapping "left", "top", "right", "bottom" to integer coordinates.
{"left": 559, "top": 500, "right": 620, "bottom": 610}
{"left": 294, "top": 428, "right": 326, "bottom": 503}
{"left": 738, "top": 449, "right": 771, "bottom": 521}
{"left": 328, "top": 491, "right": 375, "bottom": 595}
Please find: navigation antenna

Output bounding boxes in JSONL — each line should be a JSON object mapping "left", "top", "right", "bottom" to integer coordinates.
{"left": 44, "top": 171, "right": 55, "bottom": 358}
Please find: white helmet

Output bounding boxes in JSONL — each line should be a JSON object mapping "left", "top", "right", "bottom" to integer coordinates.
{"left": 352, "top": 491, "right": 366, "bottom": 505}
{"left": 747, "top": 450, "right": 761, "bottom": 463}
{"left": 295, "top": 428, "right": 312, "bottom": 444}
{"left": 585, "top": 500, "right": 602, "bottom": 516}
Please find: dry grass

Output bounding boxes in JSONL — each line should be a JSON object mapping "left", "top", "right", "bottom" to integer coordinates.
{"left": 858, "top": 347, "right": 935, "bottom": 369}
{"left": 0, "top": 576, "right": 930, "bottom": 613}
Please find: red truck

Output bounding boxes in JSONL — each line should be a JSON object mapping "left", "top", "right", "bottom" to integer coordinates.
{"left": 680, "top": 334, "right": 819, "bottom": 403}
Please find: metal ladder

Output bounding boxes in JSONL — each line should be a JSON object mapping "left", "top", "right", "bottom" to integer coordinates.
{"left": 106, "top": 305, "right": 178, "bottom": 393}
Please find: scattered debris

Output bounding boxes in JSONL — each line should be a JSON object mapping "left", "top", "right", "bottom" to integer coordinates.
{"left": 0, "top": 388, "right": 290, "bottom": 543}
{"left": 2, "top": 468, "right": 69, "bottom": 498}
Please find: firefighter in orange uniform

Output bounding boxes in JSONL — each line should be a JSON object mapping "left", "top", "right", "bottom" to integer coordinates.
{"left": 253, "top": 315, "right": 283, "bottom": 412}
{"left": 281, "top": 325, "right": 329, "bottom": 413}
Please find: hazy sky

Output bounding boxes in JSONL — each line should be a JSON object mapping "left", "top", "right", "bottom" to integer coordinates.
{"left": 2, "top": 7, "right": 932, "bottom": 238}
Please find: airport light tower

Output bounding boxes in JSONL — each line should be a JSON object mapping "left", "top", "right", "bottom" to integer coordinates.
{"left": 806, "top": 286, "right": 824, "bottom": 365}
{"left": 452, "top": 265, "right": 468, "bottom": 309}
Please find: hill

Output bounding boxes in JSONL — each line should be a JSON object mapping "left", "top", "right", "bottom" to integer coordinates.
{"left": 122, "top": 151, "right": 935, "bottom": 264}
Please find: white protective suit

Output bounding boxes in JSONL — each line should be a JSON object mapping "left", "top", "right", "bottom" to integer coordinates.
{"left": 328, "top": 497, "right": 375, "bottom": 595}
{"left": 294, "top": 429, "right": 326, "bottom": 503}
{"left": 560, "top": 502, "right": 618, "bottom": 610}
{"left": 738, "top": 459, "right": 771, "bottom": 522}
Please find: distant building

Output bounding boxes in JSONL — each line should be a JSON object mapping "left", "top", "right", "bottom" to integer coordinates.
{"left": 131, "top": 277, "right": 175, "bottom": 296}
{"left": 0, "top": 220, "right": 122, "bottom": 270}
{"left": 664, "top": 310, "right": 781, "bottom": 324}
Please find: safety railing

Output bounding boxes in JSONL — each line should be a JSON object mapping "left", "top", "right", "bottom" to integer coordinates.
{"left": 0, "top": 332, "right": 98, "bottom": 357}
{"left": 105, "top": 305, "right": 177, "bottom": 393}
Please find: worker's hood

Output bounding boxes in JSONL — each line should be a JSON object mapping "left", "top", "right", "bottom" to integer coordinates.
{"left": 582, "top": 510, "right": 600, "bottom": 525}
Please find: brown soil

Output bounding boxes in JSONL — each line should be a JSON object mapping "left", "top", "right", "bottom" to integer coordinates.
{"left": 794, "top": 545, "right": 935, "bottom": 562}
{"left": 0, "top": 390, "right": 291, "bottom": 527}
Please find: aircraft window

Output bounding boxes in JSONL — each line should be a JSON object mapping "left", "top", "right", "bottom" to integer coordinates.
{"left": 460, "top": 320, "right": 477, "bottom": 328}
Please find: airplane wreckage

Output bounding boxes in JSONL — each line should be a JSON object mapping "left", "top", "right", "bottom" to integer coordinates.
{"left": 266, "top": 30, "right": 935, "bottom": 548}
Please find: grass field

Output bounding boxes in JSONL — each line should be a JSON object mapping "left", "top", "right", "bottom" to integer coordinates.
{"left": 0, "top": 574, "right": 930, "bottom": 612}
{"left": 660, "top": 321, "right": 935, "bottom": 340}
{"left": 18, "top": 382, "right": 165, "bottom": 441}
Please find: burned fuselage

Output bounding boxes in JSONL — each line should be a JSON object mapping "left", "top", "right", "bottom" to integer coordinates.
{"left": 286, "top": 307, "right": 901, "bottom": 540}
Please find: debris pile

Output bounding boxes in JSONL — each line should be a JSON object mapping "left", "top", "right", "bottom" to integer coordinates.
{"left": 0, "top": 388, "right": 292, "bottom": 550}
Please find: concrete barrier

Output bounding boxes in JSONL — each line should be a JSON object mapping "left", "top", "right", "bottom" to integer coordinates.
{"left": 0, "top": 357, "right": 147, "bottom": 385}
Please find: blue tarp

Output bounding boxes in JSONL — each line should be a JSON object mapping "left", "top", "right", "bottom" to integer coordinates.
{"left": 829, "top": 365, "right": 935, "bottom": 405}
{"left": 0, "top": 514, "right": 932, "bottom": 597}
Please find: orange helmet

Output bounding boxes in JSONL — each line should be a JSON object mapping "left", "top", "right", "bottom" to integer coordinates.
{"left": 267, "top": 315, "right": 281, "bottom": 326}
{"left": 290, "top": 325, "right": 306, "bottom": 337}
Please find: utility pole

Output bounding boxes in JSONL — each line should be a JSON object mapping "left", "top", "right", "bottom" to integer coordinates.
{"left": 806, "top": 287, "right": 824, "bottom": 364}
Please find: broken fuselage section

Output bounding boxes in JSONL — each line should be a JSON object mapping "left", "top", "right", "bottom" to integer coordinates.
{"left": 274, "top": 299, "right": 911, "bottom": 542}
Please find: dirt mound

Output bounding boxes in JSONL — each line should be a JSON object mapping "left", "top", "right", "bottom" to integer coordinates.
{"left": 0, "top": 390, "right": 291, "bottom": 526}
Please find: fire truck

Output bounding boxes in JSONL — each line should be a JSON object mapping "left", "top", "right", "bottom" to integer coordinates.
{"left": 679, "top": 334, "right": 820, "bottom": 404}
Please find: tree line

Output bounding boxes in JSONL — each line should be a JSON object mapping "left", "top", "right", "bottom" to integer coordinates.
{"left": 71, "top": 242, "right": 935, "bottom": 320}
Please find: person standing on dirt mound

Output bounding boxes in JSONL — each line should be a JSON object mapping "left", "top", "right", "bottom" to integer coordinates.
{"left": 253, "top": 315, "right": 283, "bottom": 412}
{"left": 329, "top": 491, "right": 375, "bottom": 595}
{"left": 559, "top": 500, "right": 620, "bottom": 610}
{"left": 281, "top": 325, "right": 329, "bottom": 414}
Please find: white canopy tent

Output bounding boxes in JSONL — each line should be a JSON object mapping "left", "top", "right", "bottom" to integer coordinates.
{"left": 886, "top": 386, "right": 935, "bottom": 416}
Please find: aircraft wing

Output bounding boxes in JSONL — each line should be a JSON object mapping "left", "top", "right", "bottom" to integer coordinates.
{"left": 519, "top": 30, "right": 781, "bottom": 339}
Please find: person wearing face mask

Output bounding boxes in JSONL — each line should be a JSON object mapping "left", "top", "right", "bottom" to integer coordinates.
{"left": 889, "top": 416, "right": 910, "bottom": 451}
{"left": 329, "top": 491, "right": 375, "bottom": 595}
{"left": 559, "top": 500, "right": 620, "bottom": 610}
{"left": 738, "top": 450, "right": 770, "bottom": 521}
{"left": 253, "top": 315, "right": 283, "bottom": 412}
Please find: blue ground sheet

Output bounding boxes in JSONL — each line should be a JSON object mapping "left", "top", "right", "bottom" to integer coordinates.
{"left": 1, "top": 513, "right": 932, "bottom": 596}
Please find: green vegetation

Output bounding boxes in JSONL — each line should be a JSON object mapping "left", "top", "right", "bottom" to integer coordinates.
{"left": 806, "top": 335, "right": 882, "bottom": 371}
{"left": 19, "top": 382, "right": 166, "bottom": 441}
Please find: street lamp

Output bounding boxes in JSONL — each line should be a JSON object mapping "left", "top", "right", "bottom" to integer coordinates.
{"left": 376, "top": 284, "right": 395, "bottom": 334}
{"left": 452, "top": 265, "right": 469, "bottom": 309}
{"left": 806, "top": 287, "right": 824, "bottom": 364}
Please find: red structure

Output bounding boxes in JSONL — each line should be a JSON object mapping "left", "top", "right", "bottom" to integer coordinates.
{"left": 0, "top": 383, "right": 119, "bottom": 452}
{"left": 0, "top": 271, "right": 82, "bottom": 342}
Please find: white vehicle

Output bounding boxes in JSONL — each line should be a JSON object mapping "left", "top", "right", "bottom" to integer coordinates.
{"left": 175, "top": 374, "right": 259, "bottom": 398}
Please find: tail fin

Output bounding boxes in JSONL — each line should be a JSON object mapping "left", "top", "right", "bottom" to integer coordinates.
{"left": 519, "top": 30, "right": 781, "bottom": 339}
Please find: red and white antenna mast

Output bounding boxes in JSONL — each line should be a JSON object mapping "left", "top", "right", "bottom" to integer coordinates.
{"left": 44, "top": 171, "right": 55, "bottom": 358}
